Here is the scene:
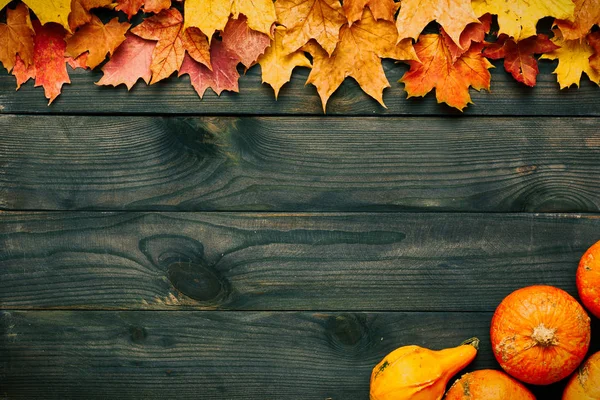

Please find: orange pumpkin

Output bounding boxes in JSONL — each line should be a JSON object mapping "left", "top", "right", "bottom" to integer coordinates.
{"left": 445, "top": 369, "right": 536, "bottom": 400}
{"left": 370, "top": 338, "right": 479, "bottom": 400}
{"left": 490, "top": 285, "right": 591, "bottom": 385}
{"left": 577, "top": 240, "right": 600, "bottom": 318}
{"left": 563, "top": 351, "right": 600, "bottom": 400}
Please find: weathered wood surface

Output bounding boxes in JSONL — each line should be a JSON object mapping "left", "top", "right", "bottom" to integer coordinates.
{"left": 2, "top": 116, "right": 600, "bottom": 212}
{"left": 2, "top": 310, "right": 598, "bottom": 399}
{"left": 1, "top": 60, "right": 599, "bottom": 116}
{"left": 1, "top": 212, "right": 597, "bottom": 311}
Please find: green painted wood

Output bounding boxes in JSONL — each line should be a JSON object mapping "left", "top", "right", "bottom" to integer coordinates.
{"left": 2, "top": 310, "right": 597, "bottom": 399}
{"left": 1, "top": 60, "right": 599, "bottom": 116}
{"left": 1, "top": 212, "right": 597, "bottom": 311}
{"left": 2, "top": 116, "right": 600, "bottom": 212}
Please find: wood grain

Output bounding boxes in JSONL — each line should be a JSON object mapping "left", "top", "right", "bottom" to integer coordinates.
{"left": 2, "top": 310, "right": 597, "bottom": 399}
{"left": 1, "top": 60, "right": 599, "bottom": 116}
{"left": 1, "top": 212, "right": 598, "bottom": 311}
{"left": 2, "top": 116, "right": 600, "bottom": 212}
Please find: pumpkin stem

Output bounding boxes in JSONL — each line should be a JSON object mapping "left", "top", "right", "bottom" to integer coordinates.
{"left": 460, "top": 337, "right": 480, "bottom": 350}
{"left": 531, "top": 324, "right": 557, "bottom": 347}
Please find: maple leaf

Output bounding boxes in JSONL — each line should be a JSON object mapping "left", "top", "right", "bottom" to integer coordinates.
{"left": 589, "top": 32, "right": 600, "bottom": 72}
{"left": 66, "top": 52, "right": 89, "bottom": 69}
{"left": 396, "top": 0, "right": 479, "bottom": 49}
{"left": 343, "top": 0, "right": 396, "bottom": 26}
{"left": 184, "top": 0, "right": 276, "bottom": 40}
{"left": 400, "top": 33, "right": 494, "bottom": 111}
{"left": 257, "top": 26, "right": 311, "bottom": 98}
{"left": 442, "top": 13, "right": 492, "bottom": 62}
{"left": 305, "top": 9, "right": 417, "bottom": 111}
{"left": 178, "top": 40, "right": 240, "bottom": 98}
{"left": 483, "top": 34, "right": 559, "bottom": 87}
{"left": 116, "top": 0, "right": 171, "bottom": 19}
{"left": 472, "top": 0, "right": 575, "bottom": 41}
{"left": 555, "top": 0, "right": 600, "bottom": 40}
{"left": 540, "top": 30, "right": 600, "bottom": 88}
{"left": 65, "top": 16, "right": 130, "bottom": 69}
{"left": 96, "top": 33, "right": 155, "bottom": 89}
{"left": 0, "top": 3, "right": 34, "bottom": 73}
{"left": 221, "top": 16, "right": 270, "bottom": 69}
{"left": 0, "top": 0, "right": 72, "bottom": 31}
{"left": 68, "top": 0, "right": 114, "bottom": 31}
{"left": 13, "top": 21, "right": 71, "bottom": 104}
{"left": 131, "top": 8, "right": 210, "bottom": 84}
{"left": 275, "top": 0, "right": 346, "bottom": 55}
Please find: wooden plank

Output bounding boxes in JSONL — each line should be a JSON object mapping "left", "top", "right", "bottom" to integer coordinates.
{"left": 2, "top": 116, "right": 600, "bottom": 212}
{"left": 1, "top": 212, "right": 597, "bottom": 311}
{"left": 1, "top": 60, "right": 599, "bottom": 116}
{"left": 2, "top": 310, "right": 598, "bottom": 399}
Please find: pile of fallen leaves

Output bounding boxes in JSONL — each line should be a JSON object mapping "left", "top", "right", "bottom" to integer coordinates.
{"left": 0, "top": 0, "right": 598, "bottom": 110}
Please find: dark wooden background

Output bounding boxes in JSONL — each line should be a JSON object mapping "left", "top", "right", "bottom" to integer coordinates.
{"left": 1, "top": 58, "right": 600, "bottom": 399}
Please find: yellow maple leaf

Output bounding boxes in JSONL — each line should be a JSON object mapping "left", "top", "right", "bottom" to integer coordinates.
{"left": 275, "top": 0, "right": 347, "bottom": 55}
{"left": 396, "top": 0, "right": 478, "bottom": 48}
{"left": 305, "top": 9, "right": 417, "bottom": 111}
{"left": 258, "top": 26, "right": 312, "bottom": 98}
{"left": 184, "top": 0, "right": 275, "bottom": 40}
{"left": 472, "top": 0, "right": 575, "bottom": 41}
{"left": 0, "top": 0, "right": 72, "bottom": 31}
{"left": 540, "top": 30, "right": 600, "bottom": 89}
{"left": 555, "top": 0, "right": 600, "bottom": 40}
{"left": 343, "top": 0, "right": 396, "bottom": 26}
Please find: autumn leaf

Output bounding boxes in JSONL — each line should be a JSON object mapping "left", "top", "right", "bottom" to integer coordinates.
{"left": 116, "top": 0, "right": 171, "bottom": 19}
{"left": 257, "top": 26, "right": 311, "bottom": 98}
{"left": 184, "top": 0, "right": 275, "bottom": 40}
{"left": 483, "top": 34, "right": 558, "bottom": 87}
{"left": 0, "top": 3, "right": 34, "bottom": 72}
{"left": 131, "top": 8, "right": 210, "bottom": 84}
{"left": 589, "top": 32, "right": 600, "bottom": 72}
{"left": 396, "top": 0, "right": 479, "bottom": 49}
{"left": 540, "top": 30, "right": 600, "bottom": 88}
{"left": 443, "top": 13, "right": 492, "bottom": 62}
{"left": 69, "top": 0, "right": 114, "bottom": 31}
{"left": 472, "top": 0, "right": 575, "bottom": 41}
{"left": 178, "top": 40, "right": 240, "bottom": 98}
{"left": 0, "top": 0, "right": 73, "bottom": 31}
{"left": 66, "top": 16, "right": 130, "bottom": 69}
{"left": 555, "top": 0, "right": 600, "bottom": 40}
{"left": 221, "top": 16, "right": 270, "bottom": 69}
{"left": 343, "top": 0, "right": 396, "bottom": 26}
{"left": 400, "top": 32, "right": 493, "bottom": 111}
{"left": 14, "top": 21, "right": 71, "bottom": 104}
{"left": 96, "top": 32, "right": 155, "bottom": 89}
{"left": 275, "top": 0, "right": 346, "bottom": 55}
{"left": 305, "top": 9, "right": 417, "bottom": 111}
{"left": 66, "top": 52, "right": 89, "bottom": 69}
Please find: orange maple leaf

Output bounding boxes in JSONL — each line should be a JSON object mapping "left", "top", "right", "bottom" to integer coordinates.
{"left": 257, "top": 26, "right": 311, "bottom": 98}
{"left": 483, "top": 34, "right": 558, "bottom": 87}
{"left": 400, "top": 32, "right": 493, "bottom": 111}
{"left": 178, "top": 40, "right": 240, "bottom": 98}
{"left": 275, "top": 0, "right": 347, "bottom": 55}
{"left": 131, "top": 8, "right": 211, "bottom": 84}
{"left": 66, "top": 52, "right": 89, "bottom": 69}
{"left": 342, "top": 0, "right": 396, "bottom": 26}
{"left": 305, "top": 9, "right": 417, "bottom": 111}
{"left": 555, "top": 0, "right": 600, "bottom": 40}
{"left": 0, "top": 3, "right": 34, "bottom": 72}
{"left": 66, "top": 16, "right": 130, "bottom": 69}
{"left": 68, "top": 0, "right": 114, "bottom": 31}
{"left": 442, "top": 14, "right": 492, "bottom": 62}
{"left": 396, "top": 0, "right": 479, "bottom": 49}
{"left": 221, "top": 16, "right": 271, "bottom": 69}
{"left": 96, "top": 33, "right": 155, "bottom": 89}
{"left": 116, "top": 0, "right": 171, "bottom": 19}
{"left": 13, "top": 21, "right": 71, "bottom": 104}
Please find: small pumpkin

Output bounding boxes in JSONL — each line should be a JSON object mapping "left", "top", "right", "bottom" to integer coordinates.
{"left": 563, "top": 351, "right": 600, "bottom": 400}
{"left": 577, "top": 240, "right": 600, "bottom": 318}
{"left": 490, "top": 285, "right": 591, "bottom": 385}
{"left": 445, "top": 369, "right": 536, "bottom": 400}
{"left": 370, "top": 337, "right": 479, "bottom": 400}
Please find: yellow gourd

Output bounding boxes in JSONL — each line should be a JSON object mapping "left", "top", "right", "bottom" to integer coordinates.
{"left": 370, "top": 338, "right": 479, "bottom": 400}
